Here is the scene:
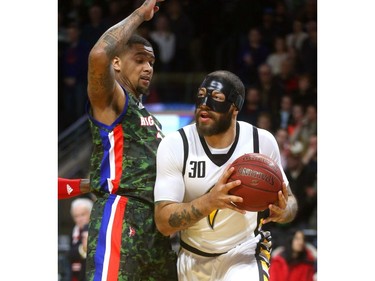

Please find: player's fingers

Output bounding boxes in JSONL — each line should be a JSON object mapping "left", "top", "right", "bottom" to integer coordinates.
{"left": 225, "top": 178, "right": 241, "bottom": 193}
{"left": 220, "top": 166, "right": 235, "bottom": 183}
{"left": 276, "top": 190, "right": 287, "bottom": 209}
{"left": 229, "top": 200, "right": 246, "bottom": 214}
{"left": 228, "top": 194, "right": 243, "bottom": 204}
{"left": 282, "top": 183, "right": 288, "bottom": 198}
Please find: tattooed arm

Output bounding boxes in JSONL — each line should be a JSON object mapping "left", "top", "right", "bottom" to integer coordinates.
{"left": 154, "top": 166, "right": 245, "bottom": 237}
{"left": 87, "top": 0, "right": 163, "bottom": 125}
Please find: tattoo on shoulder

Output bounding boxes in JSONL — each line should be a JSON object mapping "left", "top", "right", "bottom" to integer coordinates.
{"left": 168, "top": 205, "right": 203, "bottom": 228}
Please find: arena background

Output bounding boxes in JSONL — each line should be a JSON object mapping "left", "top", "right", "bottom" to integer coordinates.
{"left": 3, "top": 0, "right": 372, "bottom": 280}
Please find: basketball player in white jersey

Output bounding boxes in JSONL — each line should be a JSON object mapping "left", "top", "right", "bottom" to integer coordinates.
{"left": 154, "top": 70, "right": 298, "bottom": 281}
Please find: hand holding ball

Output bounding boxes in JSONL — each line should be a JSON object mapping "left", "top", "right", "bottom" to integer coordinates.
{"left": 228, "top": 153, "right": 283, "bottom": 212}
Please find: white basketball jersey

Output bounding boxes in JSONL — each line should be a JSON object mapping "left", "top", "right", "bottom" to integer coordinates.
{"left": 154, "top": 121, "right": 288, "bottom": 254}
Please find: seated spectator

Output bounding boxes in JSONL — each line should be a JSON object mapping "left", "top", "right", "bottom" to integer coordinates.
{"left": 69, "top": 198, "right": 93, "bottom": 281}
{"left": 269, "top": 229, "right": 316, "bottom": 281}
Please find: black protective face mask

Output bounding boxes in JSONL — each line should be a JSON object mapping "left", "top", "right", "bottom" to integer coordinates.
{"left": 195, "top": 76, "right": 243, "bottom": 113}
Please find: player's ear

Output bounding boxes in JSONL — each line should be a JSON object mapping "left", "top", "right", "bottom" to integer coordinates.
{"left": 232, "top": 105, "right": 240, "bottom": 114}
{"left": 112, "top": 56, "right": 121, "bottom": 71}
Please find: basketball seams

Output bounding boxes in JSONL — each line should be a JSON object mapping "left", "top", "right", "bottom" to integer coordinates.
{"left": 228, "top": 153, "right": 283, "bottom": 211}
{"left": 231, "top": 162, "right": 282, "bottom": 183}
{"left": 231, "top": 157, "right": 282, "bottom": 179}
{"left": 231, "top": 163, "right": 283, "bottom": 190}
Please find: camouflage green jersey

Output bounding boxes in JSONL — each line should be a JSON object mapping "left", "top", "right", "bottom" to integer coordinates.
{"left": 86, "top": 90, "right": 177, "bottom": 281}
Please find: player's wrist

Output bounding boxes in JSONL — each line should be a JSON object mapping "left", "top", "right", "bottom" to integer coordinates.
{"left": 280, "top": 199, "right": 297, "bottom": 223}
{"left": 58, "top": 178, "right": 82, "bottom": 199}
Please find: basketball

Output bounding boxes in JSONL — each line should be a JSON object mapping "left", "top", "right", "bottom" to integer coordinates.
{"left": 228, "top": 153, "right": 283, "bottom": 212}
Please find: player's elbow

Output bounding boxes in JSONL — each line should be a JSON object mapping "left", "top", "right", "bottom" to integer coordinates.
{"left": 155, "top": 221, "right": 174, "bottom": 237}
{"left": 154, "top": 202, "right": 176, "bottom": 236}
{"left": 88, "top": 48, "right": 109, "bottom": 66}
{"left": 155, "top": 215, "right": 175, "bottom": 236}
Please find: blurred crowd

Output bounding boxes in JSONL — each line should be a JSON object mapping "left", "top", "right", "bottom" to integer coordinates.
{"left": 58, "top": 0, "right": 317, "bottom": 277}
{"left": 58, "top": 0, "right": 317, "bottom": 127}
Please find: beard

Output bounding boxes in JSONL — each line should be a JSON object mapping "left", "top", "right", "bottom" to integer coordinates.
{"left": 136, "top": 85, "right": 149, "bottom": 96}
{"left": 195, "top": 108, "right": 233, "bottom": 136}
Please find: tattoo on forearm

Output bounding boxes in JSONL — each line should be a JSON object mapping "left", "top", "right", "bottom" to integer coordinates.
{"left": 168, "top": 205, "right": 203, "bottom": 228}
{"left": 191, "top": 205, "right": 203, "bottom": 218}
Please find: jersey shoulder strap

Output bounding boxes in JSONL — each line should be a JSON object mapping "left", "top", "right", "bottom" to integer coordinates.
{"left": 178, "top": 128, "right": 189, "bottom": 176}
{"left": 253, "top": 125, "right": 259, "bottom": 153}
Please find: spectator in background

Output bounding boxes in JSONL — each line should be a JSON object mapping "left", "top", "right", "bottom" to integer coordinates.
{"left": 104, "top": 0, "right": 127, "bottom": 27}
{"left": 286, "top": 19, "right": 308, "bottom": 51}
{"left": 166, "top": 0, "right": 194, "bottom": 72}
{"left": 258, "top": 8, "right": 277, "bottom": 50}
{"left": 273, "top": 1, "right": 292, "bottom": 37}
{"left": 237, "top": 86, "right": 269, "bottom": 125}
{"left": 297, "top": 20, "right": 317, "bottom": 80}
{"left": 237, "top": 27, "right": 270, "bottom": 86}
{"left": 266, "top": 36, "right": 289, "bottom": 75}
{"left": 64, "top": 0, "right": 89, "bottom": 27}
{"left": 291, "top": 73, "right": 317, "bottom": 108}
{"left": 274, "top": 58, "right": 299, "bottom": 95}
{"left": 272, "top": 94, "right": 294, "bottom": 132}
{"left": 257, "top": 111, "right": 274, "bottom": 133}
{"left": 81, "top": 4, "right": 110, "bottom": 49}
{"left": 287, "top": 103, "right": 305, "bottom": 138}
{"left": 275, "top": 128, "right": 290, "bottom": 170}
{"left": 269, "top": 229, "right": 316, "bottom": 281}
{"left": 284, "top": 142, "right": 317, "bottom": 230}
{"left": 295, "top": 0, "right": 317, "bottom": 24}
{"left": 256, "top": 63, "right": 285, "bottom": 114}
{"left": 61, "top": 22, "right": 90, "bottom": 130}
{"left": 290, "top": 104, "right": 317, "bottom": 151}
{"left": 256, "top": 111, "right": 274, "bottom": 131}
{"left": 150, "top": 13, "right": 176, "bottom": 72}
{"left": 69, "top": 198, "right": 93, "bottom": 281}
{"left": 302, "top": 134, "right": 317, "bottom": 176}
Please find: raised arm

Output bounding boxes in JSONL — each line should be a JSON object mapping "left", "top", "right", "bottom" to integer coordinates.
{"left": 87, "top": 0, "right": 163, "bottom": 123}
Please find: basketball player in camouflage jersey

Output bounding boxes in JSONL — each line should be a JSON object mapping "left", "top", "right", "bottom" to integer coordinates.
{"left": 154, "top": 70, "right": 298, "bottom": 280}
{"left": 84, "top": 0, "right": 177, "bottom": 280}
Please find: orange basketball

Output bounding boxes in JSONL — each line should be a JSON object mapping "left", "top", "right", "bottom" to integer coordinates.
{"left": 228, "top": 153, "right": 283, "bottom": 212}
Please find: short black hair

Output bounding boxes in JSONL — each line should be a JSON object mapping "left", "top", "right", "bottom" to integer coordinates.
{"left": 206, "top": 70, "right": 245, "bottom": 111}
{"left": 127, "top": 34, "right": 153, "bottom": 49}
